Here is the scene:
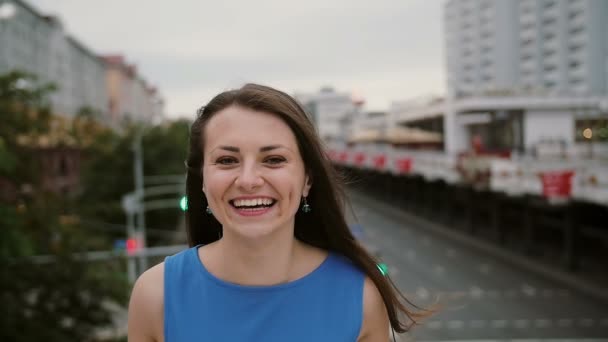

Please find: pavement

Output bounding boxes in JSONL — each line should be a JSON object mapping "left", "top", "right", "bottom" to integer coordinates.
{"left": 347, "top": 190, "right": 608, "bottom": 341}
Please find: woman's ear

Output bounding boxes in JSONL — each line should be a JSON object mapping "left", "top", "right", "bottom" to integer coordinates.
{"left": 302, "top": 174, "right": 313, "bottom": 197}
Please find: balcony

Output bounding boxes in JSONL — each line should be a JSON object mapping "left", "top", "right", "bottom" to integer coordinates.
{"left": 570, "top": 82, "right": 588, "bottom": 95}
{"left": 481, "top": 57, "right": 493, "bottom": 68}
{"left": 520, "top": 27, "right": 537, "bottom": 42}
{"left": 520, "top": 58, "right": 536, "bottom": 72}
{"left": 542, "top": 1, "right": 560, "bottom": 19}
{"left": 520, "top": 48, "right": 536, "bottom": 61}
{"left": 542, "top": 38, "right": 560, "bottom": 55}
{"left": 520, "top": 10, "right": 537, "bottom": 27}
{"left": 567, "top": 47, "right": 587, "bottom": 63}
{"left": 568, "top": 13, "right": 586, "bottom": 34}
{"left": 568, "top": 65, "right": 586, "bottom": 82}
{"left": 541, "top": 51, "right": 559, "bottom": 68}
{"left": 567, "top": 0, "right": 585, "bottom": 14}
{"left": 543, "top": 70, "right": 560, "bottom": 85}
{"left": 568, "top": 33, "right": 587, "bottom": 49}
{"left": 519, "top": 0, "right": 537, "bottom": 13}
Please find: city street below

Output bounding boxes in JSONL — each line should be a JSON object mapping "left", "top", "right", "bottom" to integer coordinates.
{"left": 347, "top": 190, "right": 608, "bottom": 342}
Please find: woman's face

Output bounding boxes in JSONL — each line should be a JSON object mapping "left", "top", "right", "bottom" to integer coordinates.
{"left": 202, "top": 105, "right": 311, "bottom": 239}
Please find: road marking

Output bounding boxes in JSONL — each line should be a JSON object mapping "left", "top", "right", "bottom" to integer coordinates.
{"left": 535, "top": 318, "right": 552, "bottom": 328}
{"left": 513, "top": 319, "right": 530, "bottom": 329}
{"left": 426, "top": 321, "right": 442, "bottom": 330}
{"left": 490, "top": 319, "right": 508, "bottom": 328}
{"left": 470, "top": 320, "right": 486, "bottom": 328}
{"left": 469, "top": 286, "right": 484, "bottom": 299}
{"left": 416, "top": 287, "right": 430, "bottom": 300}
{"left": 521, "top": 283, "right": 537, "bottom": 297}
{"left": 446, "top": 320, "right": 465, "bottom": 329}
{"left": 578, "top": 318, "right": 594, "bottom": 327}
{"left": 417, "top": 318, "right": 606, "bottom": 333}
{"left": 432, "top": 287, "right": 583, "bottom": 301}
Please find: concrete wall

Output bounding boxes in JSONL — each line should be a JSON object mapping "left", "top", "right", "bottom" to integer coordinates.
{"left": 523, "top": 109, "right": 574, "bottom": 150}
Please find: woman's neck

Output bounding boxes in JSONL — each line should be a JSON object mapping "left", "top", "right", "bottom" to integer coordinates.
{"left": 204, "top": 230, "right": 305, "bottom": 286}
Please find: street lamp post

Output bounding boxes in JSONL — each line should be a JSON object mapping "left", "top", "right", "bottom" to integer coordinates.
{"left": 132, "top": 127, "right": 148, "bottom": 272}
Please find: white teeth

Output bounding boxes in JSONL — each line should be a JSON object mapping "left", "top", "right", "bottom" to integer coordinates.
{"left": 234, "top": 198, "right": 273, "bottom": 207}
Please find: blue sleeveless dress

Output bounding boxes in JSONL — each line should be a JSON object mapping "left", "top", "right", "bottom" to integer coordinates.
{"left": 164, "top": 245, "right": 365, "bottom": 342}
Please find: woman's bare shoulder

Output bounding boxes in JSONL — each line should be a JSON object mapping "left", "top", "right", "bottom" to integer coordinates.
{"left": 128, "top": 262, "right": 165, "bottom": 342}
{"left": 358, "top": 276, "right": 389, "bottom": 342}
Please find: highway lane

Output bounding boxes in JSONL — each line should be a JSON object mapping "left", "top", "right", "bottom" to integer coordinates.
{"left": 347, "top": 191, "right": 608, "bottom": 341}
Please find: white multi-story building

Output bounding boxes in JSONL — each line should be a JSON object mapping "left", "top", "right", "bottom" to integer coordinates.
{"left": 0, "top": 0, "right": 108, "bottom": 119}
{"left": 445, "top": 0, "right": 608, "bottom": 97}
{"left": 294, "top": 87, "right": 359, "bottom": 142}
{"left": 0, "top": 0, "right": 164, "bottom": 126}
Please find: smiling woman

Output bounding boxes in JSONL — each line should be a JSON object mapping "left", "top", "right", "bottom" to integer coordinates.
{"left": 127, "top": 84, "right": 429, "bottom": 342}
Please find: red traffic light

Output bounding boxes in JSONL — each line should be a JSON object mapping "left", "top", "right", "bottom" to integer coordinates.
{"left": 126, "top": 238, "right": 140, "bottom": 255}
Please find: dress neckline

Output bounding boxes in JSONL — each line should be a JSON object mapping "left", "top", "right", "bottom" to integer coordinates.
{"left": 192, "top": 245, "right": 334, "bottom": 291}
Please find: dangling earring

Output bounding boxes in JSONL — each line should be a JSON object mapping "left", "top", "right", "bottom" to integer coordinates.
{"left": 206, "top": 206, "right": 213, "bottom": 215}
{"left": 301, "top": 197, "right": 311, "bottom": 213}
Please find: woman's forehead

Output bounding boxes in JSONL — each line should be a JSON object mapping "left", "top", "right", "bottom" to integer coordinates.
{"left": 204, "top": 106, "right": 298, "bottom": 149}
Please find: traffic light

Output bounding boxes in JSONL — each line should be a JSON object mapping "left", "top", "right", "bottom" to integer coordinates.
{"left": 180, "top": 195, "right": 188, "bottom": 211}
{"left": 126, "top": 238, "right": 140, "bottom": 255}
{"left": 377, "top": 263, "right": 388, "bottom": 276}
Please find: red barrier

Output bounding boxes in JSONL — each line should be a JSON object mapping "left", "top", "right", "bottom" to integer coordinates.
{"left": 373, "top": 154, "right": 387, "bottom": 170}
{"left": 395, "top": 158, "right": 412, "bottom": 173}
{"left": 539, "top": 170, "right": 575, "bottom": 199}
{"left": 354, "top": 152, "right": 366, "bottom": 166}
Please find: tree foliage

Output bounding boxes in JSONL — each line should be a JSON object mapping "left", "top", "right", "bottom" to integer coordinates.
{"left": 1, "top": 70, "right": 192, "bottom": 340}
{"left": 0, "top": 71, "right": 128, "bottom": 341}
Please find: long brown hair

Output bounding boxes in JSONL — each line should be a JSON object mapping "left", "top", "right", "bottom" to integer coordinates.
{"left": 185, "top": 83, "right": 427, "bottom": 332}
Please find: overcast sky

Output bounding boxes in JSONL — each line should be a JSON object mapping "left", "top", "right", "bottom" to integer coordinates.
{"left": 30, "top": 0, "right": 446, "bottom": 119}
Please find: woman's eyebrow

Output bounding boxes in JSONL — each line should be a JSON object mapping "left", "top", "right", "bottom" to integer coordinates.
{"left": 213, "top": 145, "right": 291, "bottom": 153}
{"left": 260, "top": 145, "right": 287, "bottom": 152}
{"left": 217, "top": 145, "right": 239, "bottom": 152}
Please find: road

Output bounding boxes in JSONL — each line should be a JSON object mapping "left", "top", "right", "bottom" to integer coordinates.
{"left": 347, "top": 191, "right": 608, "bottom": 342}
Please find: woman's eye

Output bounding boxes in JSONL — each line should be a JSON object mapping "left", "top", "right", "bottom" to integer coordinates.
{"left": 265, "top": 156, "right": 286, "bottom": 165}
{"left": 216, "top": 157, "right": 237, "bottom": 165}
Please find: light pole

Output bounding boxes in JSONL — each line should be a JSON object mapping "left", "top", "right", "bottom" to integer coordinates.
{"left": 132, "top": 126, "right": 147, "bottom": 272}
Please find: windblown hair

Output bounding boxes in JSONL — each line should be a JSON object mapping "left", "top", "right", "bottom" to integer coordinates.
{"left": 185, "top": 83, "right": 428, "bottom": 333}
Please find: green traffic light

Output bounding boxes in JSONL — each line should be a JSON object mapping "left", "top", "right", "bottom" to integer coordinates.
{"left": 377, "top": 263, "right": 388, "bottom": 276}
{"left": 180, "top": 196, "right": 188, "bottom": 211}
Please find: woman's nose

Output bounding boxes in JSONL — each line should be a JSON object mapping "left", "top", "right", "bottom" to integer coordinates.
{"left": 234, "top": 163, "right": 264, "bottom": 191}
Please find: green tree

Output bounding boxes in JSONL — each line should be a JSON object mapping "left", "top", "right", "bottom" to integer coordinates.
{"left": 0, "top": 71, "right": 128, "bottom": 341}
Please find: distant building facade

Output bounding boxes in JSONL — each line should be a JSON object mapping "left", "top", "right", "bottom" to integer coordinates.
{"left": 445, "top": 0, "right": 608, "bottom": 97}
{"left": 103, "top": 55, "right": 164, "bottom": 127}
{"left": 294, "top": 87, "right": 358, "bottom": 142}
{"left": 0, "top": 0, "right": 164, "bottom": 126}
{"left": 0, "top": 0, "right": 107, "bottom": 119}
